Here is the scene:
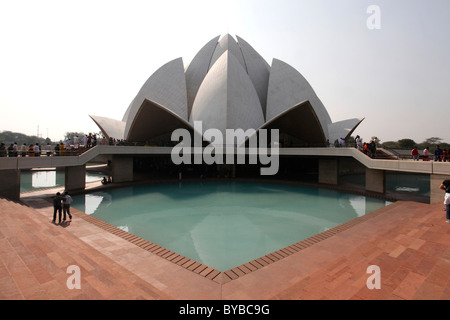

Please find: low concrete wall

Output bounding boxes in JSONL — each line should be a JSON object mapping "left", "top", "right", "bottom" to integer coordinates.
{"left": 430, "top": 174, "right": 450, "bottom": 204}
{"left": 65, "top": 165, "right": 86, "bottom": 192}
{"left": 112, "top": 156, "right": 134, "bottom": 183}
{"left": 365, "top": 168, "right": 385, "bottom": 194}
{"left": 318, "top": 159, "right": 339, "bottom": 185}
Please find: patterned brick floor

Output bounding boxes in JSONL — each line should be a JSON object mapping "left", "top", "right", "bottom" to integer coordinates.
{"left": 1, "top": 186, "right": 449, "bottom": 300}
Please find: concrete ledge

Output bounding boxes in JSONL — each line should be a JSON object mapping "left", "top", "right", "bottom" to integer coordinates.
{"left": 1, "top": 147, "right": 449, "bottom": 176}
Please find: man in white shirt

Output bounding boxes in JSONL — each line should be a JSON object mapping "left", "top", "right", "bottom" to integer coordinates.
{"left": 33, "top": 143, "right": 40, "bottom": 157}
{"left": 63, "top": 191, "right": 73, "bottom": 222}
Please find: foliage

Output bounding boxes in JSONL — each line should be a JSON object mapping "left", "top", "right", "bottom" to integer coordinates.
{"left": 0, "top": 131, "right": 50, "bottom": 146}
{"left": 381, "top": 137, "right": 450, "bottom": 151}
{"left": 64, "top": 132, "right": 86, "bottom": 142}
{"left": 397, "top": 139, "right": 416, "bottom": 149}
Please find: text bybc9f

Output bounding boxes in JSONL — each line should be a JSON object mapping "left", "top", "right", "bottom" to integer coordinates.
{"left": 171, "top": 121, "right": 280, "bottom": 176}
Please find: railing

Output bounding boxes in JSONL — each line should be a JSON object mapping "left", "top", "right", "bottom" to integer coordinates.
{"left": 379, "top": 146, "right": 450, "bottom": 162}
{"left": 0, "top": 146, "right": 94, "bottom": 158}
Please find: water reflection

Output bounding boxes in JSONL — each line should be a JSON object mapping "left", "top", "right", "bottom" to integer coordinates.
{"left": 20, "top": 170, "right": 106, "bottom": 192}
{"left": 70, "top": 182, "right": 392, "bottom": 271}
{"left": 78, "top": 192, "right": 112, "bottom": 215}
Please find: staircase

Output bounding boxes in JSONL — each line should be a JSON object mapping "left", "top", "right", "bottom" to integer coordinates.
{"left": 374, "top": 148, "right": 397, "bottom": 160}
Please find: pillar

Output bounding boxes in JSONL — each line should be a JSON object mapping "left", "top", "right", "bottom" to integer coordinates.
{"left": 0, "top": 169, "right": 20, "bottom": 202}
{"left": 112, "top": 156, "right": 134, "bottom": 183}
{"left": 430, "top": 174, "right": 450, "bottom": 204}
{"left": 365, "top": 168, "right": 385, "bottom": 194}
{"left": 318, "top": 159, "right": 339, "bottom": 185}
{"left": 65, "top": 165, "right": 86, "bottom": 192}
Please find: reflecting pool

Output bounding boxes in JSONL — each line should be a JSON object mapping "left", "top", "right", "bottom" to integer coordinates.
{"left": 72, "top": 181, "right": 392, "bottom": 271}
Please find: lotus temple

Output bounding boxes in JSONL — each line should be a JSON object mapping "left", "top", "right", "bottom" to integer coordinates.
{"left": 1, "top": 35, "right": 449, "bottom": 302}
{"left": 1, "top": 34, "right": 449, "bottom": 204}
{"left": 89, "top": 34, "right": 364, "bottom": 147}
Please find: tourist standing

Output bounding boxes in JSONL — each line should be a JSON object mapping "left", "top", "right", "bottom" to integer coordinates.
{"left": 434, "top": 145, "right": 442, "bottom": 161}
{"left": 19, "top": 143, "right": 27, "bottom": 157}
{"left": 34, "top": 143, "right": 40, "bottom": 157}
{"left": 52, "top": 192, "right": 64, "bottom": 224}
{"left": 63, "top": 191, "right": 73, "bottom": 222}
{"left": 13, "top": 142, "right": 18, "bottom": 157}
{"left": 439, "top": 179, "right": 450, "bottom": 223}
{"left": 73, "top": 135, "right": 79, "bottom": 149}
{"left": 411, "top": 146, "right": 419, "bottom": 161}
{"left": 356, "top": 135, "right": 362, "bottom": 151}
{"left": 0, "top": 143, "right": 6, "bottom": 157}
{"left": 369, "top": 140, "right": 377, "bottom": 158}
{"left": 45, "top": 143, "right": 52, "bottom": 156}
{"left": 423, "top": 146, "right": 429, "bottom": 161}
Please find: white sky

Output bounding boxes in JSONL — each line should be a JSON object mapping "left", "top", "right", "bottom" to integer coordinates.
{"left": 1, "top": 0, "right": 449, "bottom": 144}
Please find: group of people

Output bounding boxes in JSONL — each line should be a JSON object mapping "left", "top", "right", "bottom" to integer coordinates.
{"left": 0, "top": 142, "right": 52, "bottom": 157}
{"left": 355, "top": 135, "right": 378, "bottom": 158}
{"left": 0, "top": 133, "right": 101, "bottom": 158}
{"left": 101, "top": 176, "right": 113, "bottom": 185}
{"left": 431, "top": 145, "right": 450, "bottom": 162}
{"left": 52, "top": 191, "right": 73, "bottom": 225}
{"left": 411, "top": 145, "right": 450, "bottom": 162}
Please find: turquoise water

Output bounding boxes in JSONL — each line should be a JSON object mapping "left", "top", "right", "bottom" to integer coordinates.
{"left": 71, "top": 181, "right": 392, "bottom": 271}
{"left": 20, "top": 170, "right": 106, "bottom": 192}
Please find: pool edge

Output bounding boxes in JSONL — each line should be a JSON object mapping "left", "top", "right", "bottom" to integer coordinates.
{"left": 70, "top": 200, "right": 402, "bottom": 284}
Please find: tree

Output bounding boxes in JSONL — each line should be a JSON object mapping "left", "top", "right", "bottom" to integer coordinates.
{"left": 397, "top": 139, "right": 416, "bottom": 149}
{"left": 0, "top": 130, "right": 49, "bottom": 146}
{"left": 381, "top": 141, "right": 398, "bottom": 148}
{"left": 64, "top": 132, "right": 86, "bottom": 142}
{"left": 423, "top": 137, "right": 443, "bottom": 146}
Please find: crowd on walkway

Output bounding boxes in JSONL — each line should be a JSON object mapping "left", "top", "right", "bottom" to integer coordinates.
{"left": 0, "top": 133, "right": 103, "bottom": 157}
{"left": 414, "top": 145, "right": 450, "bottom": 162}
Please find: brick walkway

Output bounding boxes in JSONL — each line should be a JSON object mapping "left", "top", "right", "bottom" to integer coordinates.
{"left": 1, "top": 190, "right": 449, "bottom": 300}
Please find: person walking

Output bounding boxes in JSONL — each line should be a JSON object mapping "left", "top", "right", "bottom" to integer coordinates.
{"left": 62, "top": 191, "right": 73, "bottom": 222}
{"left": 440, "top": 179, "right": 450, "bottom": 223}
{"left": 52, "top": 192, "right": 64, "bottom": 224}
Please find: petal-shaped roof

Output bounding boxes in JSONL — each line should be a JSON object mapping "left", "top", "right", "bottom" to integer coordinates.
{"left": 185, "top": 35, "right": 220, "bottom": 119}
{"left": 328, "top": 118, "right": 365, "bottom": 143}
{"left": 236, "top": 35, "right": 270, "bottom": 118}
{"left": 209, "top": 34, "right": 247, "bottom": 74}
{"left": 260, "top": 100, "right": 326, "bottom": 146}
{"left": 91, "top": 34, "right": 363, "bottom": 148}
{"left": 125, "top": 99, "right": 193, "bottom": 143}
{"left": 190, "top": 51, "right": 265, "bottom": 145}
{"left": 266, "top": 59, "right": 332, "bottom": 139}
{"left": 124, "top": 57, "right": 188, "bottom": 140}
{"left": 89, "top": 115, "right": 126, "bottom": 140}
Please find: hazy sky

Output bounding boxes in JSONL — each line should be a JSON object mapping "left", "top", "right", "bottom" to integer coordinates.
{"left": 1, "top": 0, "right": 449, "bottom": 144}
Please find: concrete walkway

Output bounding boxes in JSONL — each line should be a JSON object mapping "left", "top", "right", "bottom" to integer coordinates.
{"left": 1, "top": 188, "right": 449, "bottom": 300}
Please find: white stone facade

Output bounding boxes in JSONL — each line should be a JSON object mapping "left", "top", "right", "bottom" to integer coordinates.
{"left": 90, "top": 34, "right": 363, "bottom": 146}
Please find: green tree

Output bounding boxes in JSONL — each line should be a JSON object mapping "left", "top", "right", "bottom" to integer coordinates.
{"left": 397, "top": 139, "right": 416, "bottom": 149}
{"left": 64, "top": 132, "right": 86, "bottom": 142}
{"left": 423, "top": 137, "right": 443, "bottom": 146}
